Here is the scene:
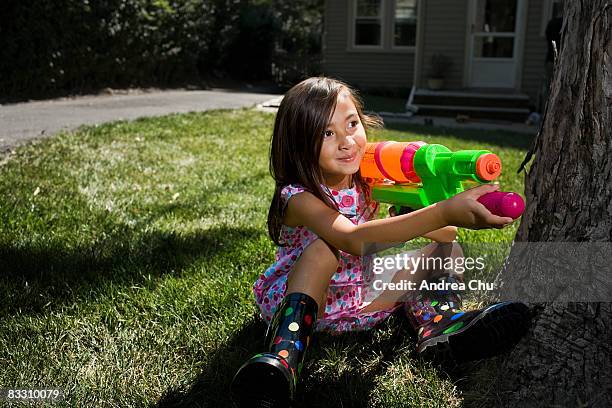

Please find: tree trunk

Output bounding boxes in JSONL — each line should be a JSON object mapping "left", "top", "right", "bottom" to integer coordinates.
{"left": 493, "top": 1, "right": 612, "bottom": 406}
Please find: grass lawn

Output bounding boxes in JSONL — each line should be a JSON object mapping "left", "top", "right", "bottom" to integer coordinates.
{"left": 0, "top": 108, "right": 533, "bottom": 407}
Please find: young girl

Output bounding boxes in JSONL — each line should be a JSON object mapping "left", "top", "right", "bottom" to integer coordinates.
{"left": 231, "top": 77, "right": 530, "bottom": 407}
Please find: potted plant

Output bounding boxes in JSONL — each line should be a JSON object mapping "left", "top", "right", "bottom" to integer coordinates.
{"left": 427, "top": 54, "right": 452, "bottom": 90}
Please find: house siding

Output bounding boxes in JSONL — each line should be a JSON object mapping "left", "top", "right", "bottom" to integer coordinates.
{"left": 323, "top": 0, "right": 549, "bottom": 104}
{"left": 417, "top": 0, "right": 469, "bottom": 89}
{"left": 520, "top": 0, "right": 549, "bottom": 103}
{"left": 417, "top": 0, "right": 547, "bottom": 101}
{"left": 322, "top": 0, "right": 415, "bottom": 91}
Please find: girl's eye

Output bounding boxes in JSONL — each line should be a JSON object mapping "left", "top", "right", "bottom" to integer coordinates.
{"left": 347, "top": 120, "right": 359, "bottom": 129}
{"left": 323, "top": 130, "right": 334, "bottom": 138}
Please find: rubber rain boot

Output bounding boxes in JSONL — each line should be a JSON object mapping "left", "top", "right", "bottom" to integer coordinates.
{"left": 405, "top": 274, "right": 531, "bottom": 362}
{"left": 231, "top": 292, "right": 318, "bottom": 407}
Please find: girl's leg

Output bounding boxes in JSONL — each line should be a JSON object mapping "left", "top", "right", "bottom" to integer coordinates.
{"left": 286, "top": 238, "right": 340, "bottom": 318}
{"left": 359, "top": 242, "right": 530, "bottom": 362}
{"left": 231, "top": 239, "right": 338, "bottom": 407}
{"left": 360, "top": 241, "right": 460, "bottom": 313}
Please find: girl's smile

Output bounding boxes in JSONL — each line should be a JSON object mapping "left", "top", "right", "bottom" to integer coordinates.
{"left": 337, "top": 152, "right": 357, "bottom": 163}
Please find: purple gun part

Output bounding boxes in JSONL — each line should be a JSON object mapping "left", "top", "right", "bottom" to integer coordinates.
{"left": 477, "top": 191, "right": 525, "bottom": 219}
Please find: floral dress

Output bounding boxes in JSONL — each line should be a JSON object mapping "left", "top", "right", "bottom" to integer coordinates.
{"left": 253, "top": 183, "right": 402, "bottom": 333}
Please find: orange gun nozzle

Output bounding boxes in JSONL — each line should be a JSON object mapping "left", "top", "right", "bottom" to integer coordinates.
{"left": 476, "top": 153, "right": 502, "bottom": 181}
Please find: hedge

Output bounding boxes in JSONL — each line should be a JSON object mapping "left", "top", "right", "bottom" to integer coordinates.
{"left": 0, "top": 0, "right": 323, "bottom": 100}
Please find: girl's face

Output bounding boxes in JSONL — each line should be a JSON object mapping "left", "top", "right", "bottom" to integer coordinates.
{"left": 318, "top": 90, "right": 367, "bottom": 190}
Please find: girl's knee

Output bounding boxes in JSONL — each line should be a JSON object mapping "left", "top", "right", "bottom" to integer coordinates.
{"left": 286, "top": 239, "right": 340, "bottom": 295}
{"left": 449, "top": 241, "right": 464, "bottom": 259}
{"left": 419, "top": 241, "right": 464, "bottom": 278}
{"left": 428, "top": 241, "right": 464, "bottom": 260}
{"left": 302, "top": 238, "right": 340, "bottom": 270}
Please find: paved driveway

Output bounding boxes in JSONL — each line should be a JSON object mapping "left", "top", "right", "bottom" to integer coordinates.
{"left": 0, "top": 88, "right": 281, "bottom": 152}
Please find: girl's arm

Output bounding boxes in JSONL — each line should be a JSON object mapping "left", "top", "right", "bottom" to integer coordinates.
{"left": 387, "top": 207, "right": 458, "bottom": 244}
{"left": 284, "top": 184, "right": 511, "bottom": 256}
{"left": 361, "top": 241, "right": 403, "bottom": 255}
{"left": 361, "top": 226, "right": 456, "bottom": 255}
{"left": 286, "top": 193, "right": 446, "bottom": 255}
{"left": 362, "top": 223, "right": 457, "bottom": 256}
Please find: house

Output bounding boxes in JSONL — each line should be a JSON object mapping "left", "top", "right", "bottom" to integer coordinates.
{"left": 322, "top": 0, "right": 563, "bottom": 121}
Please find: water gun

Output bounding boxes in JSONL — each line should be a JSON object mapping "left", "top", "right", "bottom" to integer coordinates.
{"left": 360, "top": 141, "right": 525, "bottom": 219}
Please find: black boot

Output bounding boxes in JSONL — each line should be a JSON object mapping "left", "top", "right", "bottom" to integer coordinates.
{"left": 231, "top": 292, "right": 318, "bottom": 407}
{"left": 405, "top": 274, "right": 531, "bottom": 363}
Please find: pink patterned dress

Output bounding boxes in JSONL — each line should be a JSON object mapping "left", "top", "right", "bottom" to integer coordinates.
{"left": 253, "top": 183, "right": 402, "bottom": 334}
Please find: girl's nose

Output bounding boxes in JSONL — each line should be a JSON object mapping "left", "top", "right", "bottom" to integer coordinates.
{"left": 338, "top": 134, "right": 356, "bottom": 149}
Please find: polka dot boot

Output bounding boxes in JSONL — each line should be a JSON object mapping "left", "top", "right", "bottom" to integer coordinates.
{"left": 405, "top": 275, "right": 531, "bottom": 362}
{"left": 231, "top": 292, "right": 318, "bottom": 407}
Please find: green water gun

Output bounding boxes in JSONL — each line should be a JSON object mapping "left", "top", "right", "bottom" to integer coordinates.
{"left": 360, "top": 141, "right": 524, "bottom": 219}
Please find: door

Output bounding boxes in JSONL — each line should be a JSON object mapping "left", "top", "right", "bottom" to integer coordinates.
{"left": 467, "top": 0, "right": 525, "bottom": 88}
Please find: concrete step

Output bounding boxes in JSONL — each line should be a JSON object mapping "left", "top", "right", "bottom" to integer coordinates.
{"left": 413, "top": 95, "right": 529, "bottom": 109}
{"left": 415, "top": 104, "right": 530, "bottom": 122}
{"left": 412, "top": 89, "right": 530, "bottom": 110}
{"left": 410, "top": 89, "right": 531, "bottom": 122}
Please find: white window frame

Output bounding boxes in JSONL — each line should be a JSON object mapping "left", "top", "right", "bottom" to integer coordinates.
{"left": 347, "top": 0, "right": 417, "bottom": 53}
{"left": 540, "top": 0, "right": 563, "bottom": 36}
{"left": 350, "top": 0, "right": 385, "bottom": 50}
{"left": 391, "top": 0, "right": 418, "bottom": 51}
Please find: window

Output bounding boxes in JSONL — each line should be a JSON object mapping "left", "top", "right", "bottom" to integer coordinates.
{"left": 473, "top": 37, "right": 515, "bottom": 58}
{"left": 354, "top": 0, "right": 383, "bottom": 46}
{"left": 393, "top": 0, "right": 417, "bottom": 47}
{"left": 350, "top": 0, "right": 418, "bottom": 51}
{"left": 472, "top": 0, "right": 517, "bottom": 59}
{"left": 474, "top": 0, "right": 517, "bottom": 33}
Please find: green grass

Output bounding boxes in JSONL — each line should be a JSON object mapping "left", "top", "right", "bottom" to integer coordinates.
{"left": 0, "top": 109, "right": 533, "bottom": 407}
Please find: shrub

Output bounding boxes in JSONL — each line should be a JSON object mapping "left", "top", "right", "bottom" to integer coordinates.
{"left": 0, "top": 0, "right": 323, "bottom": 100}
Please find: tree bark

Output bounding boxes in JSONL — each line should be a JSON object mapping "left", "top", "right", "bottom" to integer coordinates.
{"left": 493, "top": 1, "right": 612, "bottom": 406}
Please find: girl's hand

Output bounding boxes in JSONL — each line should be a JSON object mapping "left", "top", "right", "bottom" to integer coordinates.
{"left": 438, "top": 184, "right": 514, "bottom": 229}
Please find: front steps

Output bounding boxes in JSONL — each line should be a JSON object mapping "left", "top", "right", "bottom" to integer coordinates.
{"left": 411, "top": 89, "right": 531, "bottom": 122}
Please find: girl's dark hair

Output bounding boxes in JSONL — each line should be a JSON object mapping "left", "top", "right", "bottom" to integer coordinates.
{"left": 267, "top": 76, "right": 383, "bottom": 246}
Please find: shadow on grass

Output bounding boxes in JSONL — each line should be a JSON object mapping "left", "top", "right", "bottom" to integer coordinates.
{"left": 297, "top": 321, "right": 409, "bottom": 408}
{"left": 155, "top": 316, "right": 268, "bottom": 408}
{"left": 152, "top": 304, "right": 511, "bottom": 407}
{"left": 382, "top": 122, "right": 534, "bottom": 151}
{"left": 0, "top": 224, "right": 265, "bottom": 316}
{"left": 155, "top": 311, "right": 431, "bottom": 408}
